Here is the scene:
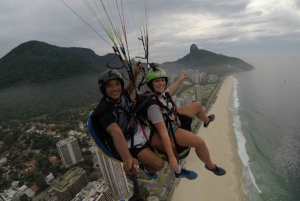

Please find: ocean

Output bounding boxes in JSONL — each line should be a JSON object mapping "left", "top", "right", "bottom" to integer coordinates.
{"left": 230, "top": 56, "right": 300, "bottom": 201}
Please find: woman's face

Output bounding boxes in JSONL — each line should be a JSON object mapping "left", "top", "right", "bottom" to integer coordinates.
{"left": 152, "top": 77, "right": 166, "bottom": 93}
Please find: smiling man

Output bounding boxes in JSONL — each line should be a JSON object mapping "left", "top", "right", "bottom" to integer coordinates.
{"left": 90, "top": 64, "right": 165, "bottom": 178}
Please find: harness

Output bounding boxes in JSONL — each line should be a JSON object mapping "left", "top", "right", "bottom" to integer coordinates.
{"left": 133, "top": 90, "right": 192, "bottom": 160}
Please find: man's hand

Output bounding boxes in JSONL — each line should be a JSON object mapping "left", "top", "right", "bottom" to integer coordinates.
{"left": 123, "top": 157, "right": 139, "bottom": 175}
{"left": 133, "top": 62, "right": 143, "bottom": 75}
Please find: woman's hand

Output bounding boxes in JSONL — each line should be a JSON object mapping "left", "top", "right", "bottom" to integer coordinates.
{"left": 168, "top": 155, "right": 179, "bottom": 173}
{"left": 179, "top": 73, "right": 188, "bottom": 82}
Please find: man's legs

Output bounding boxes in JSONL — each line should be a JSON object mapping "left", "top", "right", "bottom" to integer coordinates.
{"left": 136, "top": 147, "right": 164, "bottom": 173}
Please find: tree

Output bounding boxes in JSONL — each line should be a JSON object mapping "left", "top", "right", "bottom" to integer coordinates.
{"left": 77, "top": 164, "right": 93, "bottom": 174}
{"left": 20, "top": 194, "right": 29, "bottom": 201}
{"left": 89, "top": 174, "right": 99, "bottom": 182}
{"left": 3, "top": 134, "right": 14, "bottom": 146}
{"left": 50, "top": 150, "right": 59, "bottom": 157}
{"left": 1, "top": 121, "right": 8, "bottom": 129}
{"left": 0, "top": 178, "right": 11, "bottom": 191}
{"left": 58, "top": 166, "right": 69, "bottom": 175}
{"left": 139, "top": 184, "right": 150, "bottom": 199}
{"left": 25, "top": 172, "right": 35, "bottom": 182}
{"left": 34, "top": 172, "right": 46, "bottom": 189}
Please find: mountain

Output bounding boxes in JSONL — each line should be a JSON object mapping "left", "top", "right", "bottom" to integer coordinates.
{"left": 0, "top": 40, "right": 122, "bottom": 89}
{"left": 160, "top": 44, "right": 254, "bottom": 76}
{"left": 0, "top": 41, "right": 253, "bottom": 124}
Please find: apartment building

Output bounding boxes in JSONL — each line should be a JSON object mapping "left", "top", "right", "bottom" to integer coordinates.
{"left": 51, "top": 167, "right": 89, "bottom": 201}
{"left": 56, "top": 137, "right": 83, "bottom": 167}
{"left": 95, "top": 151, "right": 130, "bottom": 199}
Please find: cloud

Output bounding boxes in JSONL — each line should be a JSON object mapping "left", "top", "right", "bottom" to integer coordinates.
{"left": 1, "top": 0, "right": 300, "bottom": 63}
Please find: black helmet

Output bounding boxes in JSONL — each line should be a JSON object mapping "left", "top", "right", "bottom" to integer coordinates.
{"left": 98, "top": 69, "right": 124, "bottom": 98}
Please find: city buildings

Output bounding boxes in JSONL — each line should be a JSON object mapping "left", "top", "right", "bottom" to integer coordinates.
{"left": 194, "top": 85, "right": 201, "bottom": 102}
{"left": 71, "top": 180, "right": 113, "bottom": 201}
{"left": 0, "top": 185, "right": 35, "bottom": 201}
{"left": 208, "top": 74, "right": 218, "bottom": 82}
{"left": 95, "top": 150, "right": 130, "bottom": 199}
{"left": 56, "top": 137, "right": 83, "bottom": 167}
{"left": 51, "top": 167, "right": 89, "bottom": 201}
{"left": 200, "top": 72, "right": 206, "bottom": 82}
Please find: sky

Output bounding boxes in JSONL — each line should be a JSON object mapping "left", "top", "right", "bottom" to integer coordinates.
{"left": 1, "top": 0, "right": 300, "bottom": 64}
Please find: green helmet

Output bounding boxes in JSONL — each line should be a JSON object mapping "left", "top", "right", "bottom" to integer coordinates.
{"left": 146, "top": 68, "right": 168, "bottom": 82}
{"left": 146, "top": 68, "right": 168, "bottom": 91}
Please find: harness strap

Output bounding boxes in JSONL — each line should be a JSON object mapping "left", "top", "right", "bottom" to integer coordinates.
{"left": 140, "top": 124, "right": 149, "bottom": 141}
{"left": 155, "top": 92, "right": 182, "bottom": 148}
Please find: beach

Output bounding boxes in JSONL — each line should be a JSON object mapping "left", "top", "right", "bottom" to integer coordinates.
{"left": 171, "top": 77, "right": 247, "bottom": 201}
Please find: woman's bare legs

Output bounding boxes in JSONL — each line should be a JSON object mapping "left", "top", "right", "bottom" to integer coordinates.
{"left": 177, "top": 101, "right": 210, "bottom": 123}
{"left": 173, "top": 128, "right": 216, "bottom": 169}
{"left": 151, "top": 131, "right": 179, "bottom": 160}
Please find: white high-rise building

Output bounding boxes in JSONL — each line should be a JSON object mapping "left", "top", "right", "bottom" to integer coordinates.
{"left": 208, "top": 74, "right": 218, "bottom": 82}
{"left": 57, "top": 137, "right": 83, "bottom": 167}
{"left": 194, "top": 85, "right": 201, "bottom": 102}
{"left": 95, "top": 150, "right": 130, "bottom": 199}
{"left": 200, "top": 72, "right": 206, "bottom": 82}
{"left": 192, "top": 74, "right": 199, "bottom": 84}
{"left": 197, "top": 73, "right": 202, "bottom": 83}
{"left": 187, "top": 69, "right": 194, "bottom": 79}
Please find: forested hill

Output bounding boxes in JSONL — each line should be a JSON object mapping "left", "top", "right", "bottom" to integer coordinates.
{"left": 161, "top": 44, "right": 254, "bottom": 76}
{"left": 0, "top": 40, "right": 122, "bottom": 89}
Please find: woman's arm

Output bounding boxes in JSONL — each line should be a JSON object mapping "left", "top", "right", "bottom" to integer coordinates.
{"left": 153, "top": 122, "right": 179, "bottom": 172}
{"left": 147, "top": 105, "right": 179, "bottom": 172}
{"left": 167, "top": 73, "right": 188, "bottom": 96}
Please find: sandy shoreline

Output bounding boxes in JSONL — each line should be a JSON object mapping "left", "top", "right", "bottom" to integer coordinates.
{"left": 171, "top": 77, "right": 247, "bottom": 201}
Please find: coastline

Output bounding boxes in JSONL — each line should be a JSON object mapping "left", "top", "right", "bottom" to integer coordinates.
{"left": 171, "top": 77, "right": 247, "bottom": 201}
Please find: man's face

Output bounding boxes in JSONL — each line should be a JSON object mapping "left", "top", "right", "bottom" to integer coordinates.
{"left": 105, "top": 79, "right": 122, "bottom": 100}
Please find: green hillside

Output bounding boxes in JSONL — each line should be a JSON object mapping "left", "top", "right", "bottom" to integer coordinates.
{"left": 0, "top": 40, "right": 122, "bottom": 89}
{"left": 0, "top": 41, "right": 253, "bottom": 124}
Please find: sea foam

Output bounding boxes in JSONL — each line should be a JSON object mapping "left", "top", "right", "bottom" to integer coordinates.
{"left": 230, "top": 76, "right": 262, "bottom": 194}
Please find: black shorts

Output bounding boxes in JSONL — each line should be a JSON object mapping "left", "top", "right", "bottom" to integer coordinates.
{"left": 129, "top": 129, "right": 154, "bottom": 159}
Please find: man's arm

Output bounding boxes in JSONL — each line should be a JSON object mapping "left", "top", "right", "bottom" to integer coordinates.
{"left": 106, "top": 122, "right": 138, "bottom": 174}
{"left": 167, "top": 73, "right": 188, "bottom": 96}
{"left": 125, "top": 62, "right": 143, "bottom": 95}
